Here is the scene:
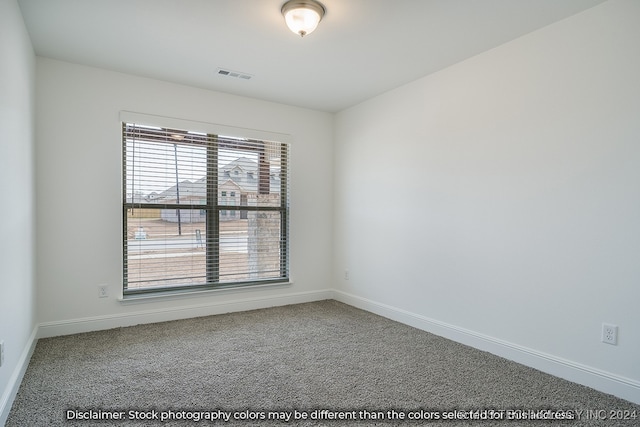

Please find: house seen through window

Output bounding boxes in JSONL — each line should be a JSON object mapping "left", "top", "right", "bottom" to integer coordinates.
{"left": 122, "top": 121, "right": 289, "bottom": 296}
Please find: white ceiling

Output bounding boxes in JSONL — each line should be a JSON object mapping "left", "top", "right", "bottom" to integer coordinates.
{"left": 18, "top": 0, "right": 606, "bottom": 112}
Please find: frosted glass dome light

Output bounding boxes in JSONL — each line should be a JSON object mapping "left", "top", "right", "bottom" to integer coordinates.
{"left": 281, "top": 0, "right": 326, "bottom": 37}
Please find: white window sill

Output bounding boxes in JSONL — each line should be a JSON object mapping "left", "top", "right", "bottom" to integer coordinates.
{"left": 118, "top": 281, "right": 293, "bottom": 305}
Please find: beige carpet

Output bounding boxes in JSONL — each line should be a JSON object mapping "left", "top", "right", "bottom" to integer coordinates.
{"left": 6, "top": 300, "right": 639, "bottom": 426}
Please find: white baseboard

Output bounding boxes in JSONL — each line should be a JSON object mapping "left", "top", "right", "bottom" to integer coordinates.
{"left": 0, "top": 326, "right": 38, "bottom": 427}
{"left": 38, "top": 289, "right": 333, "bottom": 338}
{"left": 2, "top": 289, "right": 330, "bottom": 425}
{"left": 333, "top": 289, "right": 640, "bottom": 405}
{"left": 7, "top": 287, "right": 637, "bottom": 427}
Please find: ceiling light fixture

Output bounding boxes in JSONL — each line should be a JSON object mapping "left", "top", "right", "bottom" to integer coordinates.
{"left": 281, "top": 0, "right": 325, "bottom": 37}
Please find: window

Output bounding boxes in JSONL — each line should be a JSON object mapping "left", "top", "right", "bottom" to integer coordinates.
{"left": 122, "top": 119, "right": 289, "bottom": 296}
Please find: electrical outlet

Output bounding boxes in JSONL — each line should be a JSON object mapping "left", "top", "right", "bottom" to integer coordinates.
{"left": 344, "top": 269, "right": 349, "bottom": 280}
{"left": 98, "top": 284, "right": 109, "bottom": 298}
{"left": 602, "top": 323, "right": 618, "bottom": 345}
{"left": 0, "top": 341, "right": 4, "bottom": 367}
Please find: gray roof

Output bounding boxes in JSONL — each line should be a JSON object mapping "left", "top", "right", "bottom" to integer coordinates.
{"left": 152, "top": 157, "right": 281, "bottom": 202}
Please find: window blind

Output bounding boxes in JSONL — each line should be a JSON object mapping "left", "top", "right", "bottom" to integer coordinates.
{"left": 122, "top": 122, "right": 289, "bottom": 295}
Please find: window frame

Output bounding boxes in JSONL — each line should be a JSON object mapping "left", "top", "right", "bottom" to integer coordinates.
{"left": 121, "top": 112, "right": 290, "bottom": 298}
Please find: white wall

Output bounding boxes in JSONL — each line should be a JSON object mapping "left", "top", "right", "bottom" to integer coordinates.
{"left": 334, "top": 0, "right": 640, "bottom": 403}
{"left": 35, "top": 58, "right": 333, "bottom": 335}
{"left": 0, "top": 0, "right": 37, "bottom": 423}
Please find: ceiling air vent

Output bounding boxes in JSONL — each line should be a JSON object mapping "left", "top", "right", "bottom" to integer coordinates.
{"left": 217, "top": 68, "right": 253, "bottom": 80}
